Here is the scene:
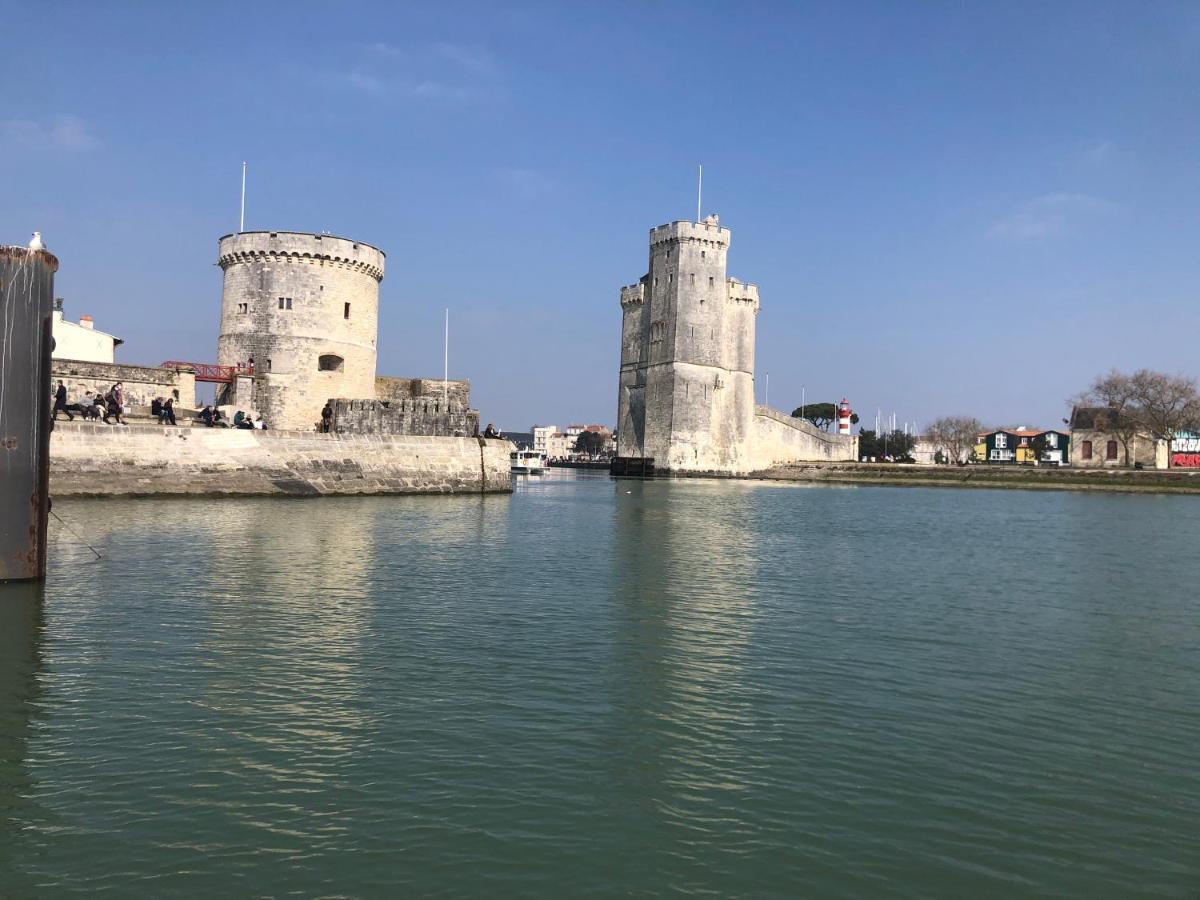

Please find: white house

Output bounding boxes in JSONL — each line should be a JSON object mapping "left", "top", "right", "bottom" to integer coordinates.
{"left": 52, "top": 300, "right": 122, "bottom": 363}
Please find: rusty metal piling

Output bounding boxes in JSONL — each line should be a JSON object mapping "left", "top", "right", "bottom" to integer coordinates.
{"left": 0, "top": 246, "right": 58, "bottom": 581}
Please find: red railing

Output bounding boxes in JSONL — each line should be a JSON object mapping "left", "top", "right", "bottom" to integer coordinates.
{"left": 160, "top": 361, "right": 254, "bottom": 383}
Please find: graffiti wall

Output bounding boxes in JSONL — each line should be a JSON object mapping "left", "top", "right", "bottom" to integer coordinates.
{"left": 1170, "top": 433, "right": 1200, "bottom": 468}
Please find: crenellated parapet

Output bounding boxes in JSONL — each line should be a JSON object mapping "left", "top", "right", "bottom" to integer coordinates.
{"left": 649, "top": 220, "right": 731, "bottom": 249}
{"left": 726, "top": 277, "right": 760, "bottom": 312}
{"left": 218, "top": 232, "right": 385, "bottom": 282}
{"left": 620, "top": 281, "right": 645, "bottom": 308}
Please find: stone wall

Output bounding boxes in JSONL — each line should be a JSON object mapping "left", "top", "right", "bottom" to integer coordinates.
{"left": 51, "top": 359, "right": 196, "bottom": 410}
{"left": 216, "top": 231, "right": 385, "bottom": 431}
{"left": 750, "top": 406, "right": 858, "bottom": 469}
{"left": 328, "top": 398, "right": 479, "bottom": 437}
{"left": 49, "top": 423, "right": 512, "bottom": 496}
{"left": 376, "top": 376, "right": 471, "bottom": 408}
{"left": 329, "top": 376, "right": 479, "bottom": 436}
{"left": 1069, "top": 429, "right": 1160, "bottom": 468}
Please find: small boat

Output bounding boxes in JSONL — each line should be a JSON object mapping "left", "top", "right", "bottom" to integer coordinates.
{"left": 510, "top": 450, "right": 547, "bottom": 475}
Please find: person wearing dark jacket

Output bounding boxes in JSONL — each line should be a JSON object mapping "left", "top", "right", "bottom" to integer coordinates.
{"left": 160, "top": 398, "right": 176, "bottom": 426}
{"left": 53, "top": 381, "right": 73, "bottom": 421}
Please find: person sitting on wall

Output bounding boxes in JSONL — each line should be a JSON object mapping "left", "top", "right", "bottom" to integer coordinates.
{"left": 320, "top": 403, "right": 333, "bottom": 434}
{"left": 483, "top": 423, "right": 500, "bottom": 439}
{"left": 233, "top": 410, "right": 245, "bottom": 428}
{"left": 160, "top": 398, "right": 176, "bottom": 426}
{"left": 151, "top": 397, "right": 163, "bottom": 419}
{"left": 79, "top": 392, "right": 97, "bottom": 420}
{"left": 199, "top": 405, "right": 215, "bottom": 427}
{"left": 237, "top": 414, "right": 254, "bottom": 430}
{"left": 53, "top": 381, "right": 73, "bottom": 421}
{"left": 213, "top": 409, "right": 228, "bottom": 427}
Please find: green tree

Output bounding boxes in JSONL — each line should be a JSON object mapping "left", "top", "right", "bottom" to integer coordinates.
{"left": 791, "top": 402, "right": 858, "bottom": 432}
{"left": 1028, "top": 433, "right": 1050, "bottom": 464}
{"left": 573, "top": 431, "right": 607, "bottom": 457}
{"left": 858, "top": 429, "right": 916, "bottom": 462}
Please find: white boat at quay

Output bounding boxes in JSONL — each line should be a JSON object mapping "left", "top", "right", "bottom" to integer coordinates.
{"left": 510, "top": 450, "right": 547, "bottom": 475}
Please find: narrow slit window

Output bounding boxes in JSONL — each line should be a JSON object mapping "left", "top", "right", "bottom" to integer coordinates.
{"left": 344, "top": 302, "right": 351, "bottom": 319}
{"left": 708, "top": 277, "right": 714, "bottom": 287}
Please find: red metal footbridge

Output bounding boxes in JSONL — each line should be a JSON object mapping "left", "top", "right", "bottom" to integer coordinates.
{"left": 160, "top": 361, "right": 254, "bottom": 384}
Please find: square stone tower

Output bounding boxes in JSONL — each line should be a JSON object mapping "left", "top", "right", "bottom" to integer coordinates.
{"left": 616, "top": 216, "right": 759, "bottom": 472}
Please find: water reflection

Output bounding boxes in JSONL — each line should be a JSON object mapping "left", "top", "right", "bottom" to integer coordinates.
{"left": 606, "top": 480, "right": 762, "bottom": 883}
{"left": 0, "top": 584, "right": 44, "bottom": 894}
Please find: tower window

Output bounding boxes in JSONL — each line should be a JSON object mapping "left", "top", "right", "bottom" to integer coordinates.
{"left": 237, "top": 302, "right": 248, "bottom": 314}
{"left": 278, "top": 297, "right": 293, "bottom": 310}
{"left": 701, "top": 250, "right": 706, "bottom": 259}
{"left": 708, "top": 277, "right": 714, "bottom": 287}
{"left": 344, "top": 302, "right": 351, "bottom": 319}
{"left": 318, "top": 354, "right": 344, "bottom": 372}
{"left": 266, "top": 358, "right": 272, "bottom": 372}
{"left": 668, "top": 273, "right": 673, "bottom": 284}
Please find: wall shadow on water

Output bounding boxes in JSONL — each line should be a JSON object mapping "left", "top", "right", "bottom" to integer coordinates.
{"left": 0, "top": 583, "right": 45, "bottom": 893}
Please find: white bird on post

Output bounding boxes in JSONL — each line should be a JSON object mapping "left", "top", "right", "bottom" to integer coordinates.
{"left": 28, "top": 231, "right": 45, "bottom": 251}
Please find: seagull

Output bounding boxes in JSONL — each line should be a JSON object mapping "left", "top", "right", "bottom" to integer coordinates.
{"left": 28, "top": 232, "right": 44, "bottom": 250}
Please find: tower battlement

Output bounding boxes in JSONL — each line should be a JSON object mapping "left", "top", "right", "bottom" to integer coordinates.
{"left": 620, "top": 282, "right": 645, "bottom": 308}
{"left": 218, "top": 232, "right": 385, "bottom": 282}
{"left": 726, "top": 278, "right": 760, "bottom": 310}
{"left": 649, "top": 220, "right": 731, "bottom": 248}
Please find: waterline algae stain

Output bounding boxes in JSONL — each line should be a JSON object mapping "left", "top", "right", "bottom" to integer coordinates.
{"left": 3, "top": 477, "right": 1197, "bottom": 895}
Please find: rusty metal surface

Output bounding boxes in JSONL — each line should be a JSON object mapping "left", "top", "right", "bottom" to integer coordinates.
{"left": 0, "top": 246, "right": 57, "bottom": 581}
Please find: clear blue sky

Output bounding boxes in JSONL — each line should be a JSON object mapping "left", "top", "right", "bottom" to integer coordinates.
{"left": 3, "top": 1, "right": 1198, "bottom": 432}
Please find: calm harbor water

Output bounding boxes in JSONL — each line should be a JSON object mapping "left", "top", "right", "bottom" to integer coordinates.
{"left": 1, "top": 475, "right": 1197, "bottom": 897}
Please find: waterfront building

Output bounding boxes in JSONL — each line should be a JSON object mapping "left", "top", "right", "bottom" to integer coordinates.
{"left": 532, "top": 425, "right": 557, "bottom": 456}
{"left": 51, "top": 299, "right": 122, "bottom": 364}
{"left": 1068, "top": 407, "right": 1160, "bottom": 468}
{"left": 979, "top": 428, "right": 1071, "bottom": 465}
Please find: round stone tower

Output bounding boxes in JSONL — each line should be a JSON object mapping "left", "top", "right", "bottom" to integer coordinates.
{"left": 216, "top": 231, "right": 386, "bottom": 430}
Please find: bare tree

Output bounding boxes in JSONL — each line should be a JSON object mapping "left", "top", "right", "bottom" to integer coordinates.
{"left": 1130, "top": 369, "right": 1200, "bottom": 447}
{"left": 1071, "top": 369, "right": 1143, "bottom": 466}
{"left": 925, "top": 415, "right": 983, "bottom": 464}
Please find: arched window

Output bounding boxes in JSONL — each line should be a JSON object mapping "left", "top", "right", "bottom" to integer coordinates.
{"left": 318, "top": 354, "right": 344, "bottom": 372}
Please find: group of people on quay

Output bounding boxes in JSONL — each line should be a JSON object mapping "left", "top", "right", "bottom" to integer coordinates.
{"left": 198, "top": 406, "right": 266, "bottom": 430}
{"left": 52, "top": 380, "right": 128, "bottom": 425}
{"left": 52, "top": 381, "right": 266, "bottom": 429}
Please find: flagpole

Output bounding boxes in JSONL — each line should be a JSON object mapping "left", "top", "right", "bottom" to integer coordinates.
{"left": 443, "top": 308, "right": 449, "bottom": 410}
{"left": 697, "top": 164, "right": 702, "bottom": 223}
{"left": 240, "top": 161, "right": 246, "bottom": 233}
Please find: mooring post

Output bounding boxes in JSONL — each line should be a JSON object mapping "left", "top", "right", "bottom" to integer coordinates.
{"left": 0, "top": 245, "right": 58, "bottom": 582}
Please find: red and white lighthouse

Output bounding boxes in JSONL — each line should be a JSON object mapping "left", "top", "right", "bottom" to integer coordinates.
{"left": 837, "top": 398, "right": 853, "bottom": 435}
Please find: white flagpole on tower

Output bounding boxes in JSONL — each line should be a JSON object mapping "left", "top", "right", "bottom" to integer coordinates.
{"left": 443, "top": 308, "right": 449, "bottom": 410}
{"left": 697, "top": 164, "right": 702, "bottom": 223}
{"left": 240, "top": 161, "right": 247, "bottom": 233}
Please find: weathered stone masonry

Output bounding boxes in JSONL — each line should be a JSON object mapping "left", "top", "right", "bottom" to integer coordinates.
{"left": 617, "top": 217, "right": 856, "bottom": 473}
{"left": 50, "top": 423, "right": 512, "bottom": 496}
{"left": 217, "top": 231, "right": 386, "bottom": 431}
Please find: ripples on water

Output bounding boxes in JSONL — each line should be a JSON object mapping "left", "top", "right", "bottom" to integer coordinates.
{"left": 1, "top": 476, "right": 1197, "bottom": 896}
